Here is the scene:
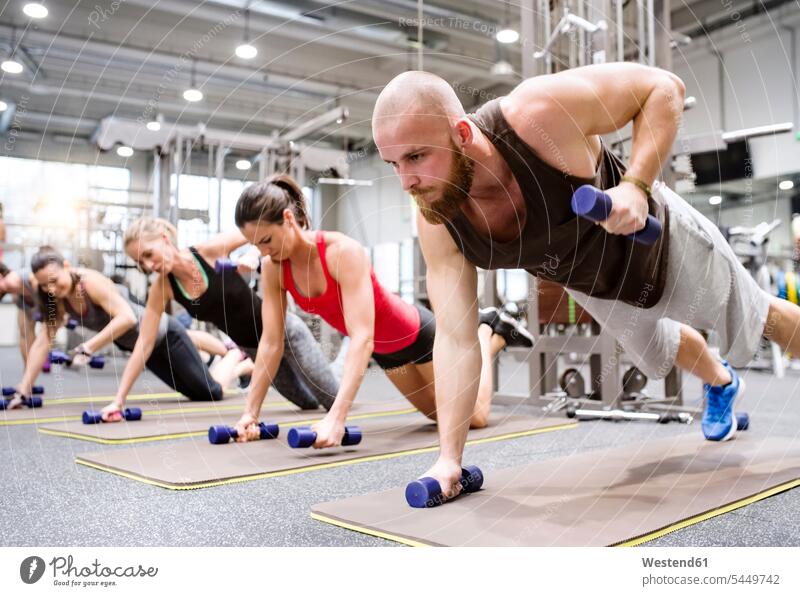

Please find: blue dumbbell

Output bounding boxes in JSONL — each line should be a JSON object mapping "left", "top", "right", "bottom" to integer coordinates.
{"left": 286, "top": 425, "right": 362, "bottom": 448}
{"left": 214, "top": 259, "right": 238, "bottom": 274}
{"left": 3, "top": 386, "right": 44, "bottom": 396}
{"left": 208, "top": 422, "right": 279, "bottom": 444}
{"left": 736, "top": 412, "right": 750, "bottom": 431}
{"left": 571, "top": 185, "right": 662, "bottom": 245}
{"left": 82, "top": 407, "right": 142, "bottom": 424}
{"left": 405, "top": 465, "right": 484, "bottom": 508}
{"left": 49, "top": 350, "right": 105, "bottom": 369}
{"left": 66, "top": 318, "right": 79, "bottom": 330}
{"left": 0, "top": 393, "right": 43, "bottom": 410}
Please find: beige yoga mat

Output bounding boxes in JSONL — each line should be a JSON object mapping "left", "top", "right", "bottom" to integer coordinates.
{"left": 0, "top": 390, "right": 248, "bottom": 426}
{"left": 310, "top": 433, "right": 800, "bottom": 547}
{"left": 40, "top": 399, "right": 414, "bottom": 444}
{"left": 75, "top": 412, "right": 575, "bottom": 490}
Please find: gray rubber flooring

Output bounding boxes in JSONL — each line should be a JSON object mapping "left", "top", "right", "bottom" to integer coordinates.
{"left": 1, "top": 346, "right": 798, "bottom": 547}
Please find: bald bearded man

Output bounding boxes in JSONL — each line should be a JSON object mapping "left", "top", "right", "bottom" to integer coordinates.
{"left": 372, "top": 63, "right": 800, "bottom": 500}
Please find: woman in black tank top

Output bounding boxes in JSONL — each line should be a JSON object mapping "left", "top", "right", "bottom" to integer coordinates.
{"left": 0, "top": 262, "right": 39, "bottom": 365}
{"left": 5, "top": 247, "right": 236, "bottom": 413}
{"left": 114, "top": 216, "right": 340, "bottom": 419}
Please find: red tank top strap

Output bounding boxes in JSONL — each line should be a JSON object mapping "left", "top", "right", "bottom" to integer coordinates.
{"left": 314, "top": 230, "right": 335, "bottom": 285}
{"left": 280, "top": 258, "right": 295, "bottom": 294}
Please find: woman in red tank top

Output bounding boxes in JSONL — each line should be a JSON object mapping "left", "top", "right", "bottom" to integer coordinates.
{"left": 232, "top": 174, "right": 530, "bottom": 447}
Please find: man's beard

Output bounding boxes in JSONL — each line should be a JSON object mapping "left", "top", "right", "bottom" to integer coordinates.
{"left": 411, "top": 147, "right": 474, "bottom": 225}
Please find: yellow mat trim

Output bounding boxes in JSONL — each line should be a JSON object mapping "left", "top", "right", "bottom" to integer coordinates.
{"left": 2, "top": 400, "right": 283, "bottom": 427}
{"left": 75, "top": 421, "right": 577, "bottom": 490}
{"left": 45, "top": 391, "right": 182, "bottom": 405}
{"left": 615, "top": 478, "right": 800, "bottom": 547}
{"left": 40, "top": 428, "right": 204, "bottom": 444}
{"left": 309, "top": 512, "right": 431, "bottom": 547}
{"left": 35, "top": 389, "right": 241, "bottom": 405}
{"left": 40, "top": 407, "right": 418, "bottom": 445}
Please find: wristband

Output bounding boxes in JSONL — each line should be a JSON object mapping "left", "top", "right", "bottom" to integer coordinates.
{"left": 620, "top": 175, "right": 652, "bottom": 199}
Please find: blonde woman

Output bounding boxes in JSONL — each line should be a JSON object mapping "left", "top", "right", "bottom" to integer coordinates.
{"left": 110, "top": 218, "right": 341, "bottom": 420}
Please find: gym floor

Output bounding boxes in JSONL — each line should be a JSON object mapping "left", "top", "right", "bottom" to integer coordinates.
{"left": 2, "top": 346, "right": 798, "bottom": 547}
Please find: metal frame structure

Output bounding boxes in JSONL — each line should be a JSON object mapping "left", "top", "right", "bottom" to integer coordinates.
{"left": 490, "top": 0, "right": 685, "bottom": 408}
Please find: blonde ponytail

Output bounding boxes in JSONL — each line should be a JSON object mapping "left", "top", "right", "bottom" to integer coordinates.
{"left": 124, "top": 216, "right": 178, "bottom": 247}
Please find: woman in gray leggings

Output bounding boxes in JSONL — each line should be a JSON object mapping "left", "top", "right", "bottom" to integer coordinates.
{"left": 107, "top": 217, "right": 340, "bottom": 422}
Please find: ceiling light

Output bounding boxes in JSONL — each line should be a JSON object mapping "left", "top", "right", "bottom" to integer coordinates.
{"left": 235, "top": 43, "right": 257, "bottom": 59}
{"left": 779, "top": 180, "right": 794, "bottom": 191}
{"left": 183, "top": 88, "right": 203, "bottom": 102}
{"left": 708, "top": 195, "right": 722, "bottom": 205}
{"left": 1, "top": 59, "right": 24, "bottom": 74}
{"left": 146, "top": 113, "right": 163, "bottom": 131}
{"left": 496, "top": 28, "right": 519, "bottom": 44}
{"left": 235, "top": 10, "right": 257, "bottom": 59}
{"left": 184, "top": 59, "right": 203, "bottom": 102}
{"left": 23, "top": 3, "right": 48, "bottom": 19}
{"left": 235, "top": 159, "right": 251, "bottom": 170}
{"left": 116, "top": 146, "right": 134, "bottom": 157}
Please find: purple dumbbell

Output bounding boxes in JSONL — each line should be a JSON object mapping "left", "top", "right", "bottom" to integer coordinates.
{"left": 208, "top": 422, "right": 279, "bottom": 444}
{"left": 571, "top": 185, "right": 662, "bottom": 245}
{"left": 82, "top": 407, "right": 142, "bottom": 424}
{"left": 0, "top": 390, "right": 43, "bottom": 410}
{"left": 405, "top": 465, "right": 484, "bottom": 508}
{"left": 3, "top": 386, "right": 43, "bottom": 396}
{"left": 287, "top": 425, "right": 362, "bottom": 448}
{"left": 736, "top": 412, "right": 750, "bottom": 431}
{"left": 49, "top": 350, "right": 105, "bottom": 369}
{"left": 214, "top": 259, "right": 238, "bottom": 274}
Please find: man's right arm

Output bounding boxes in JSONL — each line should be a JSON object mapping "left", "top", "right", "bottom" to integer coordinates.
{"left": 417, "top": 212, "right": 480, "bottom": 495}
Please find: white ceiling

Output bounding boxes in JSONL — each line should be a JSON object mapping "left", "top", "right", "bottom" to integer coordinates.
{"left": 0, "top": 0, "right": 790, "bottom": 149}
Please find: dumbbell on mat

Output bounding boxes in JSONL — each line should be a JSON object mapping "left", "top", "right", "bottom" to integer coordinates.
{"left": 405, "top": 465, "right": 484, "bottom": 508}
{"left": 287, "top": 425, "right": 362, "bottom": 448}
{"left": 735, "top": 412, "right": 750, "bottom": 431}
{"left": 3, "top": 386, "right": 44, "bottom": 396}
{"left": 82, "top": 408, "right": 142, "bottom": 424}
{"left": 208, "top": 422, "right": 279, "bottom": 444}
{"left": 49, "top": 350, "right": 105, "bottom": 369}
{"left": 0, "top": 392, "right": 43, "bottom": 410}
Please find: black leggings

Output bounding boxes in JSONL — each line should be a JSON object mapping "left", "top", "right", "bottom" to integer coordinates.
{"left": 141, "top": 318, "right": 224, "bottom": 401}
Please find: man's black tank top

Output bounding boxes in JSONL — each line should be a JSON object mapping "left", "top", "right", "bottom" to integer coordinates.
{"left": 443, "top": 98, "right": 669, "bottom": 308}
{"left": 167, "top": 247, "right": 262, "bottom": 348}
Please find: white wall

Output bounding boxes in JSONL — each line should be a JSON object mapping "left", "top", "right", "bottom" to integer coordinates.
{"left": 336, "top": 153, "right": 413, "bottom": 247}
{"left": 673, "top": 14, "right": 800, "bottom": 180}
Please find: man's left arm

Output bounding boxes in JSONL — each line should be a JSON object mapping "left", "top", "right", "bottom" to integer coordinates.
{"left": 505, "top": 62, "right": 686, "bottom": 235}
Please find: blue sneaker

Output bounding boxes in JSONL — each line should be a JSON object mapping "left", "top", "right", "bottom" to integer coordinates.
{"left": 702, "top": 361, "right": 744, "bottom": 441}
